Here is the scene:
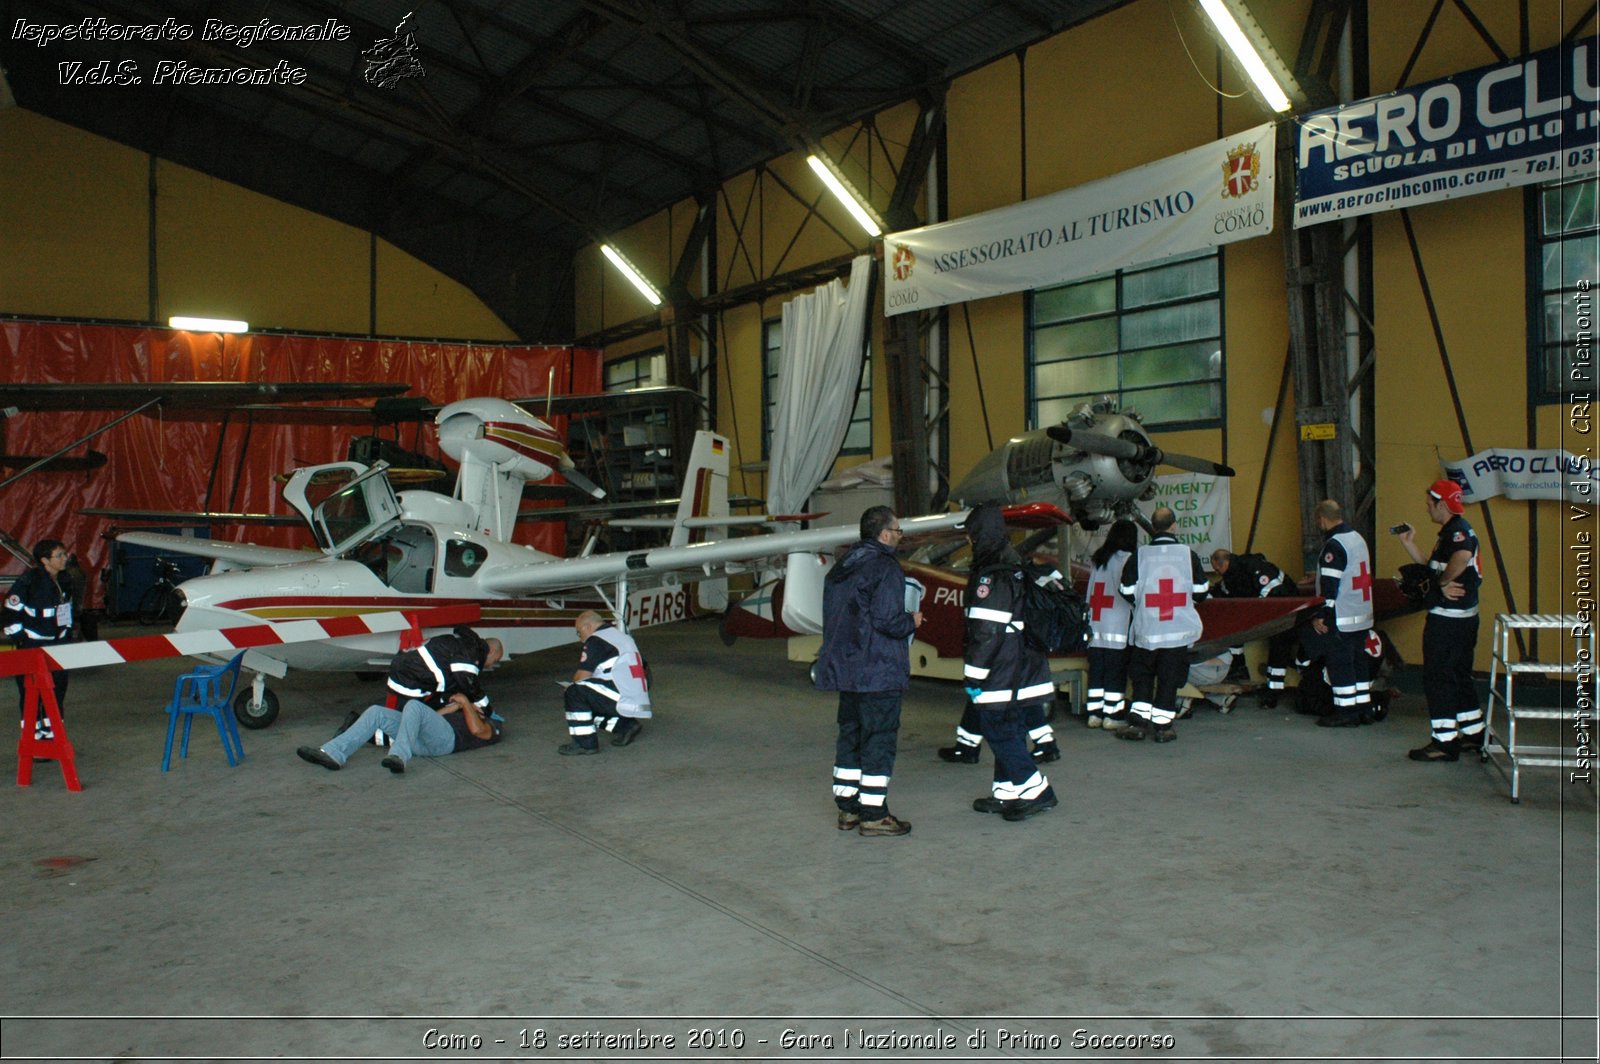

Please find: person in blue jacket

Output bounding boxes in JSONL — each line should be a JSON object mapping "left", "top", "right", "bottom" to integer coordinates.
{"left": 814, "top": 505, "right": 923, "bottom": 837}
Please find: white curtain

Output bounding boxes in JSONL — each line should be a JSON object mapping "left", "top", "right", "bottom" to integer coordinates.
{"left": 767, "top": 254, "right": 873, "bottom": 515}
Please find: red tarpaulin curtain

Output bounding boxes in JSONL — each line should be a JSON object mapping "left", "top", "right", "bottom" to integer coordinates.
{"left": 0, "top": 320, "right": 603, "bottom": 606}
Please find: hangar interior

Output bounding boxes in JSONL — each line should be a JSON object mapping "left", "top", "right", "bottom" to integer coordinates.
{"left": 0, "top": 0, "right": 1596, "bottom": 1059}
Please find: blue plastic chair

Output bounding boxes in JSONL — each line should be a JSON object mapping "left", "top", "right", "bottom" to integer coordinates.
{"left": 161, "top": 652, "right": 246, "bottom": 772}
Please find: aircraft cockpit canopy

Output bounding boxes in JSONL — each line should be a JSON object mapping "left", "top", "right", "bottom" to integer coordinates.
{"left": 282, "top": 462, "right": 403, "bottom": 556}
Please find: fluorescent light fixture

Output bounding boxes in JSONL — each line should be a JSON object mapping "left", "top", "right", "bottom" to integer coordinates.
{"left": 807, "top": 154, "right": 883, "bottom": 238}
{"left": 168, "top": 316, "right": 249, "bottom": 333}
{"left": 1198, "top": 0, "right": 1293, "bottom": 113}
{"left": 600, "top": 244, "right": 663, "bottom": 307}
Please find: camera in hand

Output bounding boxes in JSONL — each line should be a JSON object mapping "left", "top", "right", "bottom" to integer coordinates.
{"left": 1388, "top": 523, "right": 1411, "bottom": 535}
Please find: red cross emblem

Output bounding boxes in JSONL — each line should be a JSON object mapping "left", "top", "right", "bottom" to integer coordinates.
{"left": 1351, "top": 561, "right": 1372, "bottom": 602}
{"left": 628, "top": 656, "right": 648, "bottom": 688}
{"left": 1088, "top": 580, "right": 1116, "bottom": 621}
{"left": 1144, "top": 577, "right": 1187, "bottom": 621}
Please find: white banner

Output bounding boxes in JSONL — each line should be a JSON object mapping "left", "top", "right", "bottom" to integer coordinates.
{"left": 1136, "top": 473, "right": 1232, "bottom": 561}
{"left": 1439, "top": 449, "right": 1599, "bottom": 504}
{"left": 883, "top": 123, "right": 1276, "bottom": 316}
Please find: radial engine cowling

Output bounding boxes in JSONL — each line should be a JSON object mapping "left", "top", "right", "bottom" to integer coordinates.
{"left": 435, "top": 398, "right": 564, "bottom": 481}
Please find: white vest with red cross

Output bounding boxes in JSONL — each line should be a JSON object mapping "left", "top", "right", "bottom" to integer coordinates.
{"left": 1087, "top": 551, "right": 1133, "bottom": 649}
{"left": 1323, "top": 529, "right": 1375, "bottom": 632}
{"left": 579, "top": 625, "right": 653, "bottom": 717}
{"left": 1129, "top": 542, "right": 1204, "bottom": 650}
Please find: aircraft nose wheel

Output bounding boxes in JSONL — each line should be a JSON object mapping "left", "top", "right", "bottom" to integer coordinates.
{"left": 233, "top": 688, "right": 281, "bottom": 729}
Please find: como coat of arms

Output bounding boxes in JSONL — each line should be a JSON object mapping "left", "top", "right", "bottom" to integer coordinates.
{"left": 1223, "top": 142, "right": 1261, "bottom": 198}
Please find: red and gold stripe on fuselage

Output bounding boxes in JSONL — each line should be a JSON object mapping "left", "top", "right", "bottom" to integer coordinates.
{"left": 481, "top": 420, "right": 567, "bottom": 464}
{"left": 212, "top": 587, "right": 705, "bottom": 637}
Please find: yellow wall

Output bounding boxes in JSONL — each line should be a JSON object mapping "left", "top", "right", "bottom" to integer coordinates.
{"left": 0, "top": 108, "right": 515, "bottom": 340}
{"left": 570, "top": 0, "right": 1591, "bottom": 666}
{"left": 1360, "top": 3, "right": 1592, "bottom": 662}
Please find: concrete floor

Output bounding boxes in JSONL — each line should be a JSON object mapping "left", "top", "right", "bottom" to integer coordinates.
{"left": 2, "top": 617, "right": 1595, "bottom": 1062}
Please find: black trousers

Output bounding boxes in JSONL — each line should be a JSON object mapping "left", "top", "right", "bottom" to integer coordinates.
{"left": 1128, "top": 646, "right": 1190, "bottom": 726}
{"left": 1319, "top": 626, "right": 1370, "bottom": 720}
{"left": 15, "top": 670, "right": 69, "bottom": 726}
{"left": 1086, "top": 646, "right": 1130, "bottom": 714}
{"left": 564, "top": 683, "right": 621, "bottom": 747}
{"left": 1423, "top": 613, "right": 1481, "bottom": 741}
{"left": 951, "top": 697, "right": 1052, "bottom": 746}
{"left": 978, "top": 700, "right": 1050, "bottom": 801}
{"left": 833, "top": 691, "right": 903, "bottom": 816}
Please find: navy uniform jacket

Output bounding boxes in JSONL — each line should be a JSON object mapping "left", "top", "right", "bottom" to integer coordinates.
{"left": 964, "top": 562, "right": 1054, "bottom": 706}
{"left": 1216, "top": 554, "right": 1295, "bottom": 598}
{"left": 386, "top": 632, "right": 490, "bottom": 709}
{"left": 815, "top": 539, "right": 916, "bottom": 693}
{"left": 1428, "top": 515, "right": 1481, "bottom": 618}
{"left": 3, "top": 567, "right": 73, "bottom": 649}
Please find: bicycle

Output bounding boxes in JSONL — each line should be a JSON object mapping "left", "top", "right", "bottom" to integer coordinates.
{"left": 137, "top": 557, "right": 185, "bottom": 626}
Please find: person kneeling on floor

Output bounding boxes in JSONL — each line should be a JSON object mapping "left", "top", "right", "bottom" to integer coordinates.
{"left": 559, "top": 609, "right": 651, "bottom": 756}
{"left": 298, "top": 692, "right": 502, "bottom": 774}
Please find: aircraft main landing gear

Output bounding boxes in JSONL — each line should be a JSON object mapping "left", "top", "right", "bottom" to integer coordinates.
{"left": 233, "top": 672, "right": 280, "bottom": 729}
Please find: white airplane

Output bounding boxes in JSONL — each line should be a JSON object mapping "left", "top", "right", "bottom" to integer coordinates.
{"left": 119, "top": 397, "right": 967, "bottom": 727}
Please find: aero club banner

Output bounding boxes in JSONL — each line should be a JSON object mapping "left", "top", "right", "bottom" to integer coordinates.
{"left": 1294, "top": 38, "right": 1600, "bottom": 226}
{"left": 883, "top": 123, "right": 1276, "bottom": 317}
{"left": 1439, "top": 447, "right": 1600, "bottom": 504}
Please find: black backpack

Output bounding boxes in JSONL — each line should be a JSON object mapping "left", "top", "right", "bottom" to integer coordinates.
{"left": 1012, "top": 565, "right": 1090, "bottom": 654}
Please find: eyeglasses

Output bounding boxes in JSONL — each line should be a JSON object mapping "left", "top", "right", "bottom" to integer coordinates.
{"left": 888, "top": 526, "right": 903, "bottom": 534}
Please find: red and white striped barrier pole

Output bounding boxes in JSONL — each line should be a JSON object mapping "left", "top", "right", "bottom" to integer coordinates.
{"left": 5, "top": 603, "right": 480, "bottom": 790}
{"left": 0, "top": 603, "right": 481, "bottom": 678}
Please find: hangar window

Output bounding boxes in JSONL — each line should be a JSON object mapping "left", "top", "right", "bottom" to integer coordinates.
{"left": 1531, "top": 177, "right": 1598, "bottom": 403}
{"left": 762, "top": 319, "right": 871, "bottom": 459}
{"left": 1027, "top": 248, "right": 1223, "bottom": 429}
{"left": 604, "top": 349, "right": 666, "bottom": 390}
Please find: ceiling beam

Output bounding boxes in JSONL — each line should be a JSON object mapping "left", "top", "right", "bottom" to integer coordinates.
{"left": 583, "top": 0, "right": 813, "bottom": 151}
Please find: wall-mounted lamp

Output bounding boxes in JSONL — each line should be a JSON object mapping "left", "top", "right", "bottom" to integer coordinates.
{"left": 600, "top": 244, "right": 663, "bottom": 307}
{"left": 1197, "top": 0, "right": 1295, "bottom": 114}
{"left": 807, "top": 154, "right": 884, "bottom": 238}
{"left": 168, "top": 315, "right": 249, "bottom": 333}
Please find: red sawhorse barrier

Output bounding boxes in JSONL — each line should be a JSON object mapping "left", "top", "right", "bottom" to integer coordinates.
{"left": 15, "top": 650, "right": 81, "bottom": 792}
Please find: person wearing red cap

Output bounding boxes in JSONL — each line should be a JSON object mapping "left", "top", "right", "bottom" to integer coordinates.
{"left": 1397, "top": 479, "right": 1484, "bottom": 762}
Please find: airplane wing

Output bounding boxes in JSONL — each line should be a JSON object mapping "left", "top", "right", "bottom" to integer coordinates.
{"left": 83, "top": 508, "right": 303, "bottom": 526}
{"left": 0, "top": 450, "right": 107, "bottom": 472}
{"left": 201, "top": 385, "right": 703, "bottom": 424}
{"left": 0, "top": 382, "right": 409, "bottom": 411}
{"left": 83, "top": 496, "right": 763, "bottom": 528}
{"left": 1191, "top": 596, "right": 1319, "bottom": 657}
{"left": 115, "top": 531, "right": 315, "bottom": 568}
{"left": 477, "top": 511, "right": 970, "bottom": 596}
{"left": 512, "top": 385, "right": 703, "bottom": 417}
{"left": 512, "top": 493, "right": 764, "bottom": 523}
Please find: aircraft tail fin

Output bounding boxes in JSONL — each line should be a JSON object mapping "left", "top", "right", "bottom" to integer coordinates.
{"left": 673, "top": 431, "right": 731, "bottom": 608}
{"left": 671, "top": 431, "right": 730, "bottom": 547}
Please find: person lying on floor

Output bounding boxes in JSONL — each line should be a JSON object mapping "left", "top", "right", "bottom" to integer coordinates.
{"left": 298, "top": 692, "right": 502, "bottom": 774}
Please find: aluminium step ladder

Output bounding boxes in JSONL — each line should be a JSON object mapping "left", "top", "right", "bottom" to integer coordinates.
{"left": 1482, "top": 613, "right": 1596, "bottom": 803}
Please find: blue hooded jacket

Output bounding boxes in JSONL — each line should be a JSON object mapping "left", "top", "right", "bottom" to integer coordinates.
{"left": 814, "top": 538, "right": 916, "bottom": 693}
